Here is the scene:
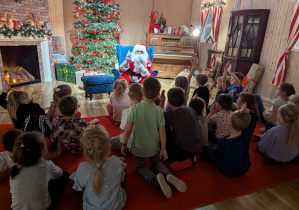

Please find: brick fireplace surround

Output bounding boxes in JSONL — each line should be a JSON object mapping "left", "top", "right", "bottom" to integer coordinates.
{"left": 0, "top": 0, "right": 55, "bottom": 90}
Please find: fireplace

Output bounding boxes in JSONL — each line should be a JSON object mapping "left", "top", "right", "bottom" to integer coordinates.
{"left": 0, "top": 46, "right": 41, "bottom": 87}
{"left": 0, "top": 38, "right": 55, "bottom": 90}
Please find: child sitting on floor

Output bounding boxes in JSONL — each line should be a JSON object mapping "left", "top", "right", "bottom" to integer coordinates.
{"left": 71, "top": 124, "right": 126, "bottom": 209}
{"left": 121, "top": 78, "right": 187, "bottom": 198}
{"left": 161, "top": 87, "right": 203, "bottom": 172}
{"left": 289, "top": 94, "right": 299, "bottom": 108}
{"left": 237, "top": 92, "right": 260, "bottom": 121}
{"left": 255, "top": 83, "right": 295, "bottom": 132}
{"left": 207, "top": 94, "right": 233, "bottom": 143}
{"left": 110, "top": 83, "right": 143, "bottom": 156}
{"left": 201, "top": 103, "right": 256, "bottom": 176}
{"left": 51, "top": 96, "right": 99, "bottom": 157}
{"left": 257, "top": 103, "right": 299, "bottom": 163}
{"left": 192, "top": 73, "right": 210, "bottom": 108}
{"left": 7, "top": 91, "right": 45, "bottom": 129}
{"left": 174, "top": 76, "right": 190, "bottom": 106}
{"left": 207, "top": 63, "right": 231, "bottom": 114}
{"left": 223, "top": 62, "right": 244, "bottom": 103}
{"left": 46, "top": 84, "right": 81, "bottom": 123}
{"left": 107, "top": 79, "right": 130, "bottom": 125}
{"left": 189, "top": 96, "right": 208, "bottom": 147}
{"left": 10, "top": 132, "right": 69, "bottom": 210}
{"left": 0, "top": 129, "right": 23, "bottom": 182}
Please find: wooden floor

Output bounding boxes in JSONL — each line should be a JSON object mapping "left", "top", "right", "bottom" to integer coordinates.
{"left": 0, "top": 79, "right": 298, "bottom": 210}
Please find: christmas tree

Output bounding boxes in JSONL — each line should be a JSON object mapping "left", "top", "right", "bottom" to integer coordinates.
{"left": 70, "top": 0, "right": 121, "bottom": 74}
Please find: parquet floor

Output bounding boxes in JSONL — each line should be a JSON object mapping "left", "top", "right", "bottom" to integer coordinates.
{"left": 0, "top": 79, "right": 298, "bottom": 210}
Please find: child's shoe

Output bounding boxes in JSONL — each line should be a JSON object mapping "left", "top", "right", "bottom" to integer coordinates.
{"left": 157, "top": 173, "right": 172, "bottom": 198}
{"left": 166, "top": 174, "right": 187, "bottom": 193}
{"left": 170, "top": 158, "right": 193, "bottom": 172}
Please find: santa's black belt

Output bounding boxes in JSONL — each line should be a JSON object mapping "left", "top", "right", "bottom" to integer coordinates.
{"left": 127, "top": 70, "right": 141, "bottom": 77}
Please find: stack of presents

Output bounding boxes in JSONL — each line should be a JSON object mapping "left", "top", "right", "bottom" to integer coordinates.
{"left": 55, "top": 63, "right": 104, "bottom": 88}
{"left": 53, "top": 36, "right": 104, "bottom": 88}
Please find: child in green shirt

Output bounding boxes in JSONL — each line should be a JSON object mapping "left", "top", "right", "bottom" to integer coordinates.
{"left": 121, "top": 78, "right": 187, "bottom": 198}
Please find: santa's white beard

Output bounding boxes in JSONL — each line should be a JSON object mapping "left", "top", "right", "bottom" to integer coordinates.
{"left": 131, "top": 52, "right": 148, "bottom": 66}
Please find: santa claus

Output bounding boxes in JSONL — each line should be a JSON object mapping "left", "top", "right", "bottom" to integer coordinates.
{"left": 119, "top": 43, "right": 153, "bottom": 85}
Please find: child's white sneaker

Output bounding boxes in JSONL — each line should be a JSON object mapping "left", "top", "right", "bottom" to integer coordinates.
{"left": 166, "top": 174, "right": 187, "bottom": 193}
{"left": 157, "top": 173, "right": 172, "bottom": 198}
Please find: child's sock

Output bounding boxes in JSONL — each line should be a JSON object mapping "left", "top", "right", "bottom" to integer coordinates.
{"left": 166, "top": 174, "right": 187, "bottom": 193}
{"left": 156, "top": 173, "right": 172, "bottom": 198}
{"left": 169, "top": 158, "right": 193, "bottom": 172}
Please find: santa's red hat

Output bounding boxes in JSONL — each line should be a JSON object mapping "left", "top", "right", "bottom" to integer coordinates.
{"left": 133, "top": 43, "right": 147, "bottom": 53}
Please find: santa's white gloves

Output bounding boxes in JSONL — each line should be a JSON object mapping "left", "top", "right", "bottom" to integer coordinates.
{"left": 125, "top": 51, "right": 132, "bottom": 62}
{"left": 140, "top": 66, "right": 150, "bottom": 77}
{"left": 120, "top": 51, "right": 132, "bottom": 71}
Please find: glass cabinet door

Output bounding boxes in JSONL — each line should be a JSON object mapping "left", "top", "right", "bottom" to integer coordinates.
{"left": 227, "top": 15, "right": 243, "bottom": 56}
{"left": 240, "top": 16, "right": 260, "bottom": 58}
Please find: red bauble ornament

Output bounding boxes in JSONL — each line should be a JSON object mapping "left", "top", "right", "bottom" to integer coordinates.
{"left": 71, "top": 62, "right": 75, "bottom": 65}
{"left": 74, "top": 15, "right": 78, "bottom": 19}
{"left": 108, "top": 46, "right": 112, "bottom": 50}
{"left": 91, "top": 54, "right": 94, "bottom": 58}
{"left": 87, "top": 60, "right": 91, "bottom": 64}
{"left": 100, "top": 53, "right": 103, "bottom": 57}
{"left": 90, "top": 30, "right": 94, "bottom": 34}
{"left": 112, "top": 61, "right": 115, "bottom": 64}
{"left": 98, "top": 13, "right": 102, "bottom": 16}
{"left": 102, "top": 28, "right": 106, "bottom": 32}
{"left": 83, "top": 10, "right": 87, "bottom": 14}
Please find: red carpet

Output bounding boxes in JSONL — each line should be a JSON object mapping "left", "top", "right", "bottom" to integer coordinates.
{"left": 0, "top": 116, "right": 299, "bottom": 210}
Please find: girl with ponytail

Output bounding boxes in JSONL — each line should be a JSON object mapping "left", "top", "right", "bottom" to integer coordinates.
{"left": 71, "top": 124, "right": 126, "bottom": 209}
{"left": 106, "top": 79, "right": 130, "bottom": 125}
{"left": 257, "top": 103, "right": 299, "bottom": 163}
{"left": 10, "top": 132, "right": 69, "bottom": 210}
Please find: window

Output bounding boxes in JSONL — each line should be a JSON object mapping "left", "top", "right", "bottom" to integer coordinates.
{"left": 293, "top": 40, "right": 299, "bottom": 50}
{"left": 201, "top": 12, "right": 213, "bottom": 42}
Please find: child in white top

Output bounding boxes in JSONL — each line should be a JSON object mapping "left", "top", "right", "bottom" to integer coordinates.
{"left": 0, "top": 129, "right": 23, "bottom": 182}
{"left": 207, "top": 94, "right": 233, "bottom": 143}
{"left": 107, "top": 79, "right": 130, "bottom": 125}
{"left": 10, "top": 132, "right": 69, "bottom": 210}
{"left": 71, "top": 125, "right": 126, "bottom": 210}
{"left": 110, "top": 83, "right": 143, "bottom": 155}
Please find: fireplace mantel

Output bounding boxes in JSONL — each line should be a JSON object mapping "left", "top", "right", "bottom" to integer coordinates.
{"left": 0, "top": 36, "right": 45, "bottom": 42}
{"left": 0, "top": 37, "right": 54, "bottom": 90}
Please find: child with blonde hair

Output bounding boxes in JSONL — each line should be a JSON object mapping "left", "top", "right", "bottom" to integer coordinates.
{"left": 107, "top": 79, "right": 130, "bottom": 125}
{"left": 46, "top": 84, "right": 80, "bottom": 122}
{"left": 71, "top": 124, "right": 126, "bottom": 209}
{"left": 8, "top": 91, "right": 45, "bottom": 129}
{"left": 289, "top": 94, "right": 299, "bottom": 108}
{"left": 10, "top": 132, "right": 69, "bottom": 210}
{"left": 257, "top": 103, "right": 299, "bottom": 163}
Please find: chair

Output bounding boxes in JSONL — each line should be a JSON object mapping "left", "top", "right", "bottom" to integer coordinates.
{"left": 114, "top": 44, "right": 158, "bottom": 78}
{"left": 81, "top": 68, "right": 120, "bottom": 100}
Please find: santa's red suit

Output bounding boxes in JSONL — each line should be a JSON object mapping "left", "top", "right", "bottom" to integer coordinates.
{"left": 119, "top": 43, "right": 153, "bottom": 86}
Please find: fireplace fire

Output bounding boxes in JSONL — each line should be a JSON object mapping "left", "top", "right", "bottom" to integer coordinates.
{"left": 0, "top": 46, "right": 41, "bottom": 87}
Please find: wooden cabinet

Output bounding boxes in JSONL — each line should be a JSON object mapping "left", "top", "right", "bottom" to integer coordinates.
{"left": 145, "top": 33, "right": 197, "bottom": 79}
{"left": 223, "top": 9, "right": 270, "bottom": 76}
